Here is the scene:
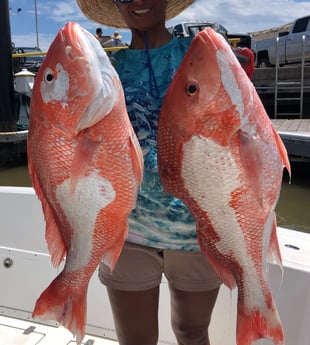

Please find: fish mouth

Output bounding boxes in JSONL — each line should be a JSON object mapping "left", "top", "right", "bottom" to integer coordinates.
{"left": 198, "top": 27, "right": 228, "bottom": 52}
{"left": 198, "top": 29, "right": 218, "bottom": 48}
{"left": 60, "top": 23, "right": 76, "bottom": 49}
{"left": 60, "top": 23, "right": 87, "bottom": 62}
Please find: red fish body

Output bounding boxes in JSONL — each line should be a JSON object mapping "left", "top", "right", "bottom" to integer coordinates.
{"left": 158, "top": 27, "right": 290, "bottom": 345}
{"left": 27, "top": 22, "right": 143, "bottom": 344}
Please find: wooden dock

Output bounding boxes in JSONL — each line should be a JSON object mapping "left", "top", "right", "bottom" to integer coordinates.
{"left": 0, "top": 130, "right": 28, "bottom": 166}
{"left": 271, "top": 119, "right": 310, "bottom": 160}
{"left": 272, "top": 119, "right": 310, "bottom": 133}
{"left": 0, "top": 120, "right": 309, "bottom": 165}
{"left": 0, "top": 130, "right": 28, "bottom": 143}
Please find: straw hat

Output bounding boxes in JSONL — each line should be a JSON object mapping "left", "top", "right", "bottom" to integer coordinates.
{"left": 76, "top": 0, "right": 196, "bottom": 29}
{"left": 111, "top": 31, "right": 122, "bottom": 40}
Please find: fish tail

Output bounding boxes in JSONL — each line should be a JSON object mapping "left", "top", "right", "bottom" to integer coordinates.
{"left": 267, "top": 217, "right": 283, "bottom": 270}
{"left": 236, "top": 303, "right": 284, "bottom": 345}
{"left": 32, "top": 275, "right": 87, "bottom": 344}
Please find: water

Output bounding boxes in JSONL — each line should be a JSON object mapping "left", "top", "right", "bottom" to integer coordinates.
{"left": 0, "top": 162, "right": 309, "bottom": 234}
{"left": 276, "top": 163, "right": 310, "bottom": 233}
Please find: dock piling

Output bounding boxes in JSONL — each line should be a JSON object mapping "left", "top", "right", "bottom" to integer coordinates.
{"left": 0, "top": 0, "right": 17, "bottom": 133}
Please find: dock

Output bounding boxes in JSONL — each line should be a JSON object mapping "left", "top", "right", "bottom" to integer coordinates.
{"left": 253, "top": 66, "right": 310, "bottom": 119}
{"left": 0, "top": 120, "right": 309, "bottom": 164}
{"left": 253, "top": 63, "right": 310, "bottom": 161}
{"left": 0, "top": 131, "right": 28, "bottom": 165}
{"left": 271, "top": 119, "right": 310, "bottom": 160}
{"left": 1, "top": 65, "right": 310, "bottom": 165}
{"left": 0, "top": 130, "right": 28, "bottom": 143}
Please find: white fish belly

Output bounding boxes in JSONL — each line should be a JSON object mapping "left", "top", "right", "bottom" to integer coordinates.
{"left": 182, "top": 135, "right": 265, "bottom": 308}
{"left": 56, "top": 173, "right": 116, "bottom": 272}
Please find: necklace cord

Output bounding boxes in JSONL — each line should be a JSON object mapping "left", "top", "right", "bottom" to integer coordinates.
{"left": 143, "top": 31, "right": 160, "bottom": 99}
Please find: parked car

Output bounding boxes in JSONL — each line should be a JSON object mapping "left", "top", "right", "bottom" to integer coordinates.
{"left": 12, "top": 46, "right": 45, "bottom": 74}
{"left": 254, "top": 15, "right": 310, "bottom": 67}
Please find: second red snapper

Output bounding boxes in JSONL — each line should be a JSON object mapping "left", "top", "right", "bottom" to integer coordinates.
{"left": 27, "top": 22, "right": 143, "bottom": 344}
{"left": 158, "top": 27, "right": 290, "bottom": 345}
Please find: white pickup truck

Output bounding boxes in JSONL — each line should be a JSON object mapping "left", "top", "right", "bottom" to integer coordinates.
{"left": 254, "top": 15, "right": 310, "bottom": 67}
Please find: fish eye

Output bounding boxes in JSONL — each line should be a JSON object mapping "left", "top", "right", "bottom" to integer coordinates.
{"left": 44, "top": 68, "right": 54, "bottom": 83}
{"left": 185, "top": 81, "right": 199, "bottom": 96}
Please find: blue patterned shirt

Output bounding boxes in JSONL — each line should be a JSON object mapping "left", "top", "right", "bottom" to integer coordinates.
{"left": 113, "top": 36, "right": 199, "bottom": 251}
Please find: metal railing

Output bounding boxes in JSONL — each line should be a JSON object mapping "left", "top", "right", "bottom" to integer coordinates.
{"left": 274, "top": 35, "right": 306, "bottom": 118}
{"left": 12, "top": 51, "right": 46, "bottom": 59}
{"left": 12, "top": 46, "right": 128, "bottom": 60}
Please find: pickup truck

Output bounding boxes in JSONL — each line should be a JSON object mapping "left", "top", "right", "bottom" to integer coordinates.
{"left": 254, "top": 15, "right": 310, "bottom": 67}
{"left": 168, "top": 21, "right": 253, "bottom": 50}
{"left": 168, "top": 21, "right": 228, "bottom": 38}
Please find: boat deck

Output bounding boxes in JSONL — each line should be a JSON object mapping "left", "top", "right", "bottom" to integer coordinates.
{"left": 0, "top": 315, "right": 118, "bottom": 345}
{"left": 1, "top": 185, "right": 310, "bottom": 345}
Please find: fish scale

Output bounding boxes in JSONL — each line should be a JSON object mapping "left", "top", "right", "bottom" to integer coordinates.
{"left": 158, "top": 27, "right": 290, "bottom": 345}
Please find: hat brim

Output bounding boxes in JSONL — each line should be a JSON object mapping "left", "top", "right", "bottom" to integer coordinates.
{"left": 77, "top": 0, "right": 195, "bottom": 29}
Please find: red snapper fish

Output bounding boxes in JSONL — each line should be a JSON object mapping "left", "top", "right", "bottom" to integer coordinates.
{"left": 27, "top": 22, "right": 143, "bottom": 344}
{"left": 157, "top": 27, "right": 290, "bottom": 345}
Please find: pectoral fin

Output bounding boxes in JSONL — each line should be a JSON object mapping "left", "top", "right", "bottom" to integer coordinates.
{"left": 238, "top": 129, "right": 264, "bottom": 207}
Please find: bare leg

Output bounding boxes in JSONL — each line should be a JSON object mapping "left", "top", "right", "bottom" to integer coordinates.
{"left": 169, "top": 284, "right": 219, "bottom": 345}
{"left": 106, "top": 286, "right": 160, "bottom": 345}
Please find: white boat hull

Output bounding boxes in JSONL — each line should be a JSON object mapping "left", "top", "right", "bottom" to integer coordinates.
{"left": 0, "top": 186, "right": 309, "bottom": 344}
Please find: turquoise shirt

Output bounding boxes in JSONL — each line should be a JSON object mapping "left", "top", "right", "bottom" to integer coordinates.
{"left": 113, "top": 36, "right": 199, "bottom": 251}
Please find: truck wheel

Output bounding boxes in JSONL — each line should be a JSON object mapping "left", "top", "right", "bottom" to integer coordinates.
{"left": 257, "top": 58, "right": 271, "bottom": 68}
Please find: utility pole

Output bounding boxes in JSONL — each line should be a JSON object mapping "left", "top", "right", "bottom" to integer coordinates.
{"left": 0, "top": 0, "right": 16, "bottom": 132}
{"left": 34, "top": 0, "right": 39, "bottom": 48}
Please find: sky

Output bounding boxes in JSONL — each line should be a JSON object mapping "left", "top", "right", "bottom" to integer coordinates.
{"left": 8, "top": 0, "right": 310, "bottom": 52}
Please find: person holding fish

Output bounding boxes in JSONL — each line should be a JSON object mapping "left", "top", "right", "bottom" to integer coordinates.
{"left": 75, "top": 0, "right": 222, "bottom": 344}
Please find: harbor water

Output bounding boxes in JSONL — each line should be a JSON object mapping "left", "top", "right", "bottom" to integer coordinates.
{"left": 0, "top": 161, "right": 309, "bottom": 234}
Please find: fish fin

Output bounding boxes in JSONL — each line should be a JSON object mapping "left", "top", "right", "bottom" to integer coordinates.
{"left": 267, "top": 218, "right": 284, "bottom": 295}
{"left": 129, "top": 131, "right": 144, "bottom": 187}
{"left": 271, "top": 125, "right": 291, "bottom": 180}
{"left": 28, "top": 161, "right": 67, "bottom": 267}
{"left": 238, "top": 130, "right": 264, "bottom": 206}
{"left": 237, "top": 303, "right": 284, "bottom": 345}
{"left": 267, "top": 217, "right": 283, "bottom": 269}
{"left": 102, "top": 228, "right": 128, "bottom": 272}
{"left": 44, "top": 206, "right": 67, "bottom": 267}
{"left": 32, "top": 274, "right": 87, "bottom": 345}
{"left": 70, "top": 133, "right": 101, "bottom": 194}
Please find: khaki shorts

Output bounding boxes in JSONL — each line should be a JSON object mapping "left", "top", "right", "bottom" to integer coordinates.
{"left": 98, "top": 242, "right": 222, "bottom": 292}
